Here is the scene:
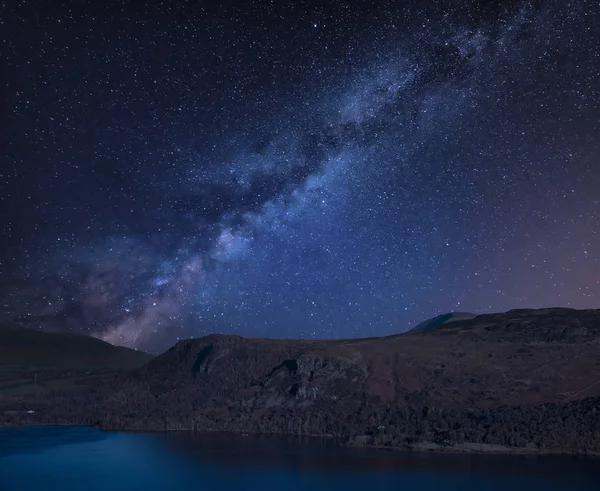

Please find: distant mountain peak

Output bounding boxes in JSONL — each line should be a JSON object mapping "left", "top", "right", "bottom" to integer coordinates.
{"left": 409, "top": 311, "right": 477, "bottom": 333}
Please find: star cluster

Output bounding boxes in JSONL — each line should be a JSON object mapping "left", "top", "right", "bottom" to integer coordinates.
{"left": 1, "top": 0, "right": 599, "bottom": 352}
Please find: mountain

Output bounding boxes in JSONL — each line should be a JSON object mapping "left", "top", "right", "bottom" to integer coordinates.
{"left": 409, "top": 312, "right": 477, "bottom": 332}
{"left": 2, "top": 308, "right": 600, "bottom": 454}
{"left": 132, "top": 307, "right": 599, "bottom": 409}
{"left": 0, "top": 323, "right": 153, "bottom": 371}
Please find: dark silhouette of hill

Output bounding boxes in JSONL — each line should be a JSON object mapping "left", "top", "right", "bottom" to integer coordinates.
{"left": 0, "top": 322, "right": 153, "bottom": 371}
{"left": 1, "top": 308, "right": 599, "bottom": 455}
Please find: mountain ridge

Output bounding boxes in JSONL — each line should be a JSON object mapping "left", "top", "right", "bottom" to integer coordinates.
{"left": 1, "top": 307, "right": 599, "bottom": 454}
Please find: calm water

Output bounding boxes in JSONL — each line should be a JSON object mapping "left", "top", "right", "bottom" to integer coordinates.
{"left": 0, "top": 426, "right": 599, "bottom": 491}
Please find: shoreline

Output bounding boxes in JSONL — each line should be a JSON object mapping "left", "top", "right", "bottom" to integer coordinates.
{"left": 352, "top": 441, "right": 600, "bottom": 457}
{"left": 2, "top": 422, "right": 599, "bottom": 458}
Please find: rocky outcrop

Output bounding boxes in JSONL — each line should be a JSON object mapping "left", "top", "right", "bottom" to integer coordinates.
{"left": 255, "top": 352, "right": 368, "bottom": 407}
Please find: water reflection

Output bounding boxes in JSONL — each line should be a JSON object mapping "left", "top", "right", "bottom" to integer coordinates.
{"left": 158, "top": 431, "right": 599, "bottom": 481}
{"left": 0, "top": 425, "right": 108, "bottom": 458}
{"left": 0, "top": 427, "right": 599, "bottom": 491}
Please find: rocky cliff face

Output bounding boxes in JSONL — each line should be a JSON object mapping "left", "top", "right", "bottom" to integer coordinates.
{"left": 131, "top": 335, "right": 370, "bottom": 409}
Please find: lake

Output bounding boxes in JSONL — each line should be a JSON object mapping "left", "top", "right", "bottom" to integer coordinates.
{"left": 0, "top": 426, "right": 598, "bottom": 490}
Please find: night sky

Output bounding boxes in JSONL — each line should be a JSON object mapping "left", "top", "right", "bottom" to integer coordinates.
{"left": 1, "top": 0, "right": 599, "bottom": 353}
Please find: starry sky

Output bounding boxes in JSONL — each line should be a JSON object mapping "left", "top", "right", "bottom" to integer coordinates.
{"left": 1, "top": 0, "right": 599, "bottom": 353}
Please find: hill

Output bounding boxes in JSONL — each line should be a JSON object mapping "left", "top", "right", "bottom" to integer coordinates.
{"left": 0, "top": 323, "right": 153, "bottom": 371}
{"left": 2, "top": 308, "right": 600, "bottom": 454}
{"left": 130, "top": 307, "right": 600, "bottom": 409}
{"left": 409, "top": 312, "right": 476, "bottom": 332}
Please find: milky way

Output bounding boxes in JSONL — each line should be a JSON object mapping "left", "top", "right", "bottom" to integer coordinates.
{"left": 1, "top": 0, "right": 599, "bottom": 353}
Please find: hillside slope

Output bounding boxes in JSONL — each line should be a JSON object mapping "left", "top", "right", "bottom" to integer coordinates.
{"left": 0, "top": 323, "right": 153, "bottom": 371}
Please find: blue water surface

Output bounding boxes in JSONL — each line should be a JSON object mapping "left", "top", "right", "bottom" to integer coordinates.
{"left": 0, "top": 426, "right": 598, "bottom": 491}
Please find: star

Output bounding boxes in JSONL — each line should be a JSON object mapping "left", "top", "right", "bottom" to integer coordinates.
{"left": 0, "top": 0, "right": 598, "bottom": 353}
